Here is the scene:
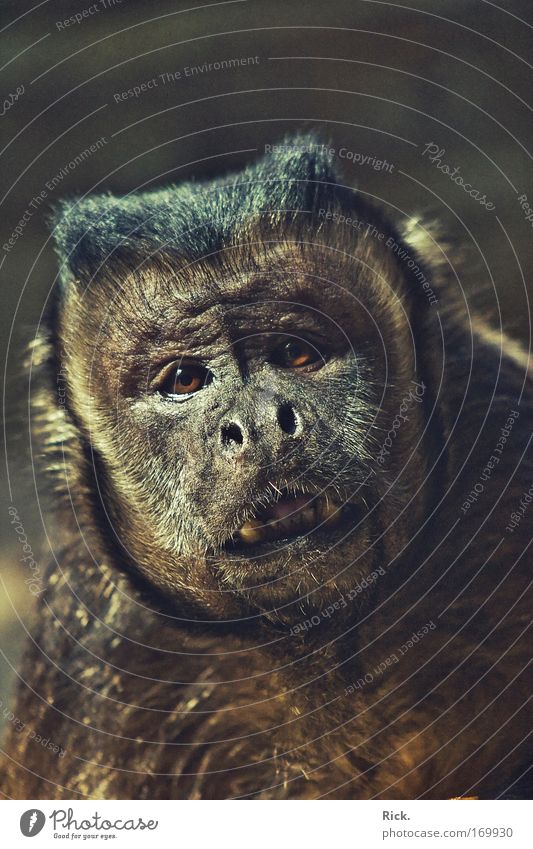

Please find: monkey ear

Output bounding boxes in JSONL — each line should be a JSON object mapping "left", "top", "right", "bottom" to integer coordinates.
{"left": 260, "top": 132, "right": 340, "bottom": 186}
{"left": 49, "top": 195, "right": 139, "bottom": 289}
{"left": 244, "top": 131, "right": 357, "bottom": 217}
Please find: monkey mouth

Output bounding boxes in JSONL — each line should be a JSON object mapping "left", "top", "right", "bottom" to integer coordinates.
{"left": 223, "top": 490, "right": 357, "bottom": 552}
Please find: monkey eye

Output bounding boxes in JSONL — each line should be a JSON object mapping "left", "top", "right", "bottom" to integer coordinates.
{"left": 159, "top": 363, "right": 212, "bottom": 398}
{"left": 271, "top": 340, "right": 322, "bottom": 370}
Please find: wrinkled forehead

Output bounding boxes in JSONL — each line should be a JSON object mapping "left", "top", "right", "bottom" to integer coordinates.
{"left": 59, "top": 237, "right": 390, "bottom": 355}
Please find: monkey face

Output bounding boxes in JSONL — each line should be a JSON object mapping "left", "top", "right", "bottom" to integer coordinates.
{"left": 59, "top": 233, "right": 428, "bottom": 621}
{"left": 51, "top": 140, "right": 433, "bottom": 621}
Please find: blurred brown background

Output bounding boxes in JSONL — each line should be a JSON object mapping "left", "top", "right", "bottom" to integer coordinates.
{"left": 1, "top": 0, "right": 532, "bottom": 717}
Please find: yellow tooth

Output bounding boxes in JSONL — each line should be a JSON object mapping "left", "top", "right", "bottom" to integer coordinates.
{"left": 238, "top": 519, "right": 265, "bottom": 545}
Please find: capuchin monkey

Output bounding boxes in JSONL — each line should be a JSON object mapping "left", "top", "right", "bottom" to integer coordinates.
{"left": 1, "top": 136, "right": 531, "bottom": 800}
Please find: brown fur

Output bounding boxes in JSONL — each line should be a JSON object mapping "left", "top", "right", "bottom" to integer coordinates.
{"left": 1, "top": 184, "right": 531, "bottom": 800}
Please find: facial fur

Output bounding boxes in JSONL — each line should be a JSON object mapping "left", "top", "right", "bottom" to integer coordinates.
{"left": 48, "top": 144, "right": 434, "bottom": 622}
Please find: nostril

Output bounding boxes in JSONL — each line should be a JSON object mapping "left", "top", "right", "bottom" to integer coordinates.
{"left": 277, "top": 402, "right": 298, "bottom": 436}
{"left": 221, "top": 422, "right": 244, "bottom": 447}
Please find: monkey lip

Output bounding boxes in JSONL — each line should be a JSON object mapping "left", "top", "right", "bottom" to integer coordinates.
{"left": 224, "top": 491, "right": 356, "bottom": 551}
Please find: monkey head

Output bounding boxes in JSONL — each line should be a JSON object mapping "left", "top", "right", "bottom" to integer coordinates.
{"left": 45, "top": 137, "right": 436, "bottom": 623}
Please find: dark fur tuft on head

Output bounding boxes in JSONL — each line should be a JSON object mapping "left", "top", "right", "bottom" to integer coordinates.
{"left": 49, "top": 133, "right": 355, "bottom": 286}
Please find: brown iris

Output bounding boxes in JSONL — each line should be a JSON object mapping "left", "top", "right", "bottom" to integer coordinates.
{"left": 273, "top": 340, "right": 321, "bottom": 369}
{"left": 160, "top": 363, "right": 211, "bottom": 396}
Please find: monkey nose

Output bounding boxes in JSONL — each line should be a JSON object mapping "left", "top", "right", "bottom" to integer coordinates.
{"left": 276, "top": 401, "right": 302, "bottom": 437}
{"left": 219, "top": 401, "right": 303, "bottom": 458}
{"left": 220, "top": 420, "right": 246, "bottom": 452}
